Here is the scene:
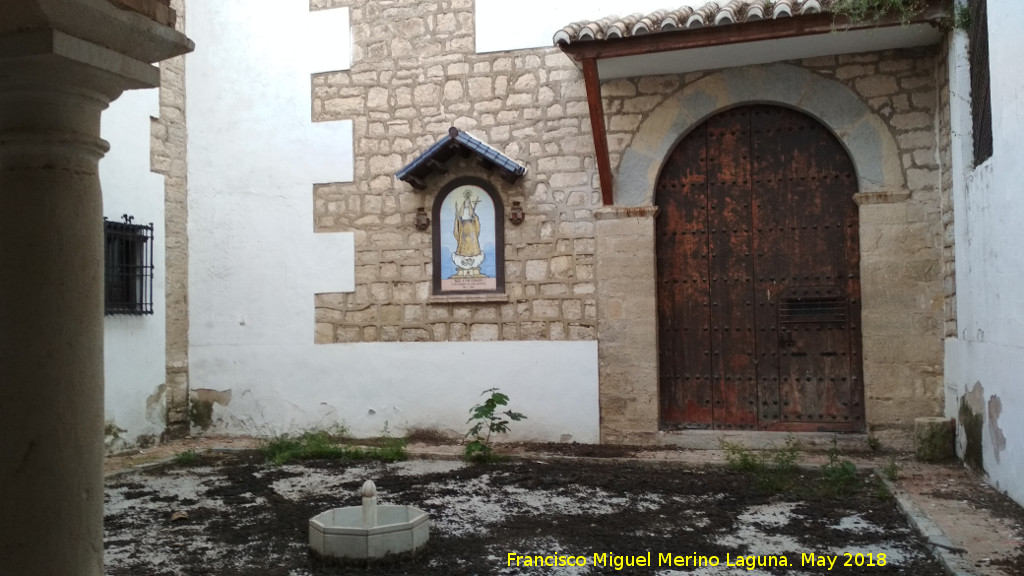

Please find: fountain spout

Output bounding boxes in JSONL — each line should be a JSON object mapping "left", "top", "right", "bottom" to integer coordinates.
{"left": 361, "top": 480, "right": 377, "bottom": 528}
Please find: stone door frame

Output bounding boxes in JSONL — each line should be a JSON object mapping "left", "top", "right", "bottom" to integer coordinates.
{"left": 595, "top": 63, "right": 909, "bottom": 444}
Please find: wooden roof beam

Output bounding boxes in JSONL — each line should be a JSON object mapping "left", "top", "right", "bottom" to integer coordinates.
{"left": 582, "top": 57, "right": 614, "bottom": 206}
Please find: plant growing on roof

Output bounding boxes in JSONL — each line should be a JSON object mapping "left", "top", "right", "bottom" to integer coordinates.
{"left": 830, "top": 0, "right": 926, "bottom": 24}
{"left": 464, "top": 387, "right": 527, "bottom": 461}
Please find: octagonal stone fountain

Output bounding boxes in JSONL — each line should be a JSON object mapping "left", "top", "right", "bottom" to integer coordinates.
{"left": 309, "top": 480, "right": 429, "bottom": 560}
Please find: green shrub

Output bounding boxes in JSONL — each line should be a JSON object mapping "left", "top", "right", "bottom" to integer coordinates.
{"left": 465, "top": 388, "right": 527, "bottom": 462}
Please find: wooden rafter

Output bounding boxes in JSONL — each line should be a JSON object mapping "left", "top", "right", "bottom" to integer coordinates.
{"left": 582, "top": 58, "right": 614, "bottom": 206}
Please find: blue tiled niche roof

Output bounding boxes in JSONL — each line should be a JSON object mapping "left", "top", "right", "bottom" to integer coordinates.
{"left": 396, "top": 127, "right": 527, "bottom": 190}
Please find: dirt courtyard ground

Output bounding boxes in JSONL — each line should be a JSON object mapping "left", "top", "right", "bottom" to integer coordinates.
{"left": 104, "top": 447, "right": 959, "bottom": 575}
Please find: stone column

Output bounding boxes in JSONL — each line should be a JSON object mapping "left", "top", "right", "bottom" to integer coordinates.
{"left": 594, "top": 206, "right": 660, "bottom": 444}
{"left": 0, "top": 3, "right": 191, "bottom": 574}
{"left": 0, "top": 65, "right": 118, "bottom": 576}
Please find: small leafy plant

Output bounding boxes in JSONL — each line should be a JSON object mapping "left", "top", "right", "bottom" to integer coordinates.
{"left": 881, "top": 456, "right": 901, "bottom": 482}
{"left": 464, "top": 388, "right": 526, "bottom": 461}
{"left": 172, "top": 449, "right": 201, "bottom": 466}
{"left": 818, "top": 441, "right": 860, "bottom": 496}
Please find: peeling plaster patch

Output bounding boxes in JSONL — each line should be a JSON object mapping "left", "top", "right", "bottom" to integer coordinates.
{"left": 987, "top": 395, "right": 1006, "bottom": 463}
{"left": 105, "top": 421, "right": 127, "bottom": 451}
{"left": 958, "top": 381, "right": 985, "bottom": 472}
{"left": 190, "top": 388, "right": 233, "bottom": 430}
{"left": 145, "top": 382, "right": 167, "bottom": 426}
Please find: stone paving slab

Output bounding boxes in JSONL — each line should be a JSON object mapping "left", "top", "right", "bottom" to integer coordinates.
{"left": 891, "top": 462, "right": 1024, "bottom": 576}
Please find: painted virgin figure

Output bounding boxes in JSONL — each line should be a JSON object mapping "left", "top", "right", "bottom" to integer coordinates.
{"left": 451, "top": 189, "right": 486, "bottom": 277}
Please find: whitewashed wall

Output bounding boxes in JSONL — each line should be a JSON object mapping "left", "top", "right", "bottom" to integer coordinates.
{"left": 190, "top": 341, "right": 598, "bottom": 441}
{"left": 100, "top": 87, "right": 167, "bottom": 448}
{"left": 186, "top": 1, "right": 600, "bottom": 442}
{"left": 945, "top": 0, "right": 1024, "bottom": 505}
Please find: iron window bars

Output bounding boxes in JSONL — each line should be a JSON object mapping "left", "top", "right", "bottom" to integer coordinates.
{"left": 104, "top": 215, "right": 154, "bottom": 315}
{"left": 968, "top": 0, "right": 992, "bottom": 165}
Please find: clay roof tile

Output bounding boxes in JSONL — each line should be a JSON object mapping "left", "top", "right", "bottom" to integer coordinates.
{"left": 553, "top": 0, "right": 834, "bottom": 46}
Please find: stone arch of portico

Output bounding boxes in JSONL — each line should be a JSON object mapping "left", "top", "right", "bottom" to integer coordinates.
{"left": 614, "top": 63, "right": 905, "bottom": 206}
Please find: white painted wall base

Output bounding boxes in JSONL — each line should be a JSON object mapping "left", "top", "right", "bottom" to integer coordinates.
{"left": 101, "top": 87, "right": 167, "bottom": 449}
{"left": 190, "top": 341, "right": 599, "bottom": 443}
{"left": 944, "top": 0, "right": 1024, "bottom": 507}
{"left": 944, "top": 338, "right": 1024, "bottom": 504}
{"left": 182, "top": 1, "right": 608, "bottom": 445}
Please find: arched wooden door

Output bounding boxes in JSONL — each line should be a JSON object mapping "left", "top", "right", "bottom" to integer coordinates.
{"left": 656, "top": 105, "right": 863, "bottom": 431}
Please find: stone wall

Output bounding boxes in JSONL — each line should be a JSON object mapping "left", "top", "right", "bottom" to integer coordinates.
{"left": 812, "top": 49, "right": 946, "bottom": 446}
{"left": 311, "top": 0, "right": 600, "bottom": 344}
{"left": 594, "top": 206, "right": 659, "bottom": 443}
{"left": 307, "top": 0, "right": 946, "bottom": 445}
{"left": 826, "top": 49, "right": 945, "bottom": 444}
{"left": 937, "top": 36, "right": 957, "bottom": 340}
{"left": 152, "top": 0, "right": 189, "bottom": 438}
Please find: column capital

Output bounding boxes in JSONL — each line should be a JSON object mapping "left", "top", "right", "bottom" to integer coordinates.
{"left": 0, "top": 0, "right": 193, "bottom": 92}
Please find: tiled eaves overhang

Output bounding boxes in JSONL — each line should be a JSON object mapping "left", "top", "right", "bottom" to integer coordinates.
{"left": 397, "top": 127, "right": 527, "bottom": 190}
{"left": 554, "top": 0, "right": 826, "bottom": 46}
{"left": 553, "top": 0, "right": 950, "bottom": 205}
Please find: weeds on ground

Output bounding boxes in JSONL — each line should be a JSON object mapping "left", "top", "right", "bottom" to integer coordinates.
{"left": 260, "top": 427, "right": 407, "bottom": 465}
{"left": 881, "top": 457, "right": 901, "bottom": 482}
{"left": 722, "top": 436, "right": 869, "bottom": 497}
{"left": 465, "top": 387, "right": 527, "bottom": 462}
{"left": 721, "top": 436, "right": 801, "bottom": 493}
{"left": 172, "top": 449, "right": 201, "bottom": 466}
{"left": 817, "top": 441, "right": 861, "bottom": 497}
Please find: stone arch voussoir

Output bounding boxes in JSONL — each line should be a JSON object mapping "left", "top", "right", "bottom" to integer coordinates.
{"left": 615, "top": 63, "right": 904, "bottom": 206}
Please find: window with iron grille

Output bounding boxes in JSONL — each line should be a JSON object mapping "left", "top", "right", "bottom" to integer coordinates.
{"left": 968, "top": 0, "right": 992, "bottom": 165}
{"left": 104, "top": 215, "right": 154, "bottom": 315}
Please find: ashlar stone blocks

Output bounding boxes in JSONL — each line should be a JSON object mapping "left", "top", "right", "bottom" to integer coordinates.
{"left": 308, "top": 0, "right": 949, "bottom": 446}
